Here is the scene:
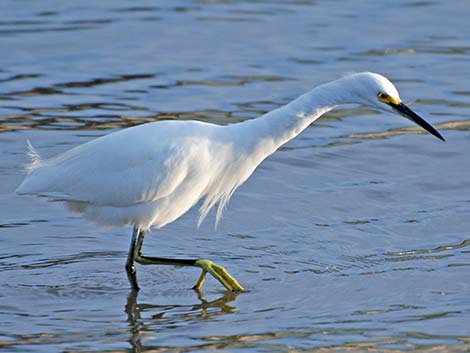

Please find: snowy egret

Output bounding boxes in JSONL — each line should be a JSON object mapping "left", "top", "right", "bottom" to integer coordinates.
{"left": 16, "top": 72, "right": 444, "bottom": 292}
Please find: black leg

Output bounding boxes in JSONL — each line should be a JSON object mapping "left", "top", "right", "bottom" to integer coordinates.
{"left": 125, "top": 226, "right": 244, "bottom": 292}
{"left": 126, "top": 226, "right": 141, "bottom": 291}
{"left": 134, "top": 228, "right": 197, "bottom": 267}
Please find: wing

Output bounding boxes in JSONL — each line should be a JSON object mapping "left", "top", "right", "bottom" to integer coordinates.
{"left": 17, "top": 121, "right": 213, "bottom": 207}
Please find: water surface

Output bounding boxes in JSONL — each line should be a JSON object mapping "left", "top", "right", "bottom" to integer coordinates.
{"left": 1, "top": 0, "right": 469, "bottom": 352}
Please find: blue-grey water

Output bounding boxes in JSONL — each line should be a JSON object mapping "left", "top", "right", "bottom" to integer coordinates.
{"left": 1, "top": 1, "right": 469, "bottom": 352}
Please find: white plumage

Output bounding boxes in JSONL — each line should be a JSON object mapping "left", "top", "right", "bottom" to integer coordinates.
{"left": 16, "top": 72, "right": 443, "bottom": 231}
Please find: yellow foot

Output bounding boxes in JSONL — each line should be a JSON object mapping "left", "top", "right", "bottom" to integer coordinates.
{"left": 193, "top": 259, "right": 245, "bottom": 292}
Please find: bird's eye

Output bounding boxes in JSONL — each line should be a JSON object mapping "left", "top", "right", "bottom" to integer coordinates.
{"left": 377, "top": 92, "right": 388, "bottom": 99}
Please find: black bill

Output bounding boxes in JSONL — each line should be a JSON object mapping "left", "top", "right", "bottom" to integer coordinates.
{"left": 389, "top": 102, "right": 445, "bottom": 141}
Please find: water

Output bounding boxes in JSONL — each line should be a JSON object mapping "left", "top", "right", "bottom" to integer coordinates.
{"left": 1, "top": 0, "right": 469, "bottom": 352}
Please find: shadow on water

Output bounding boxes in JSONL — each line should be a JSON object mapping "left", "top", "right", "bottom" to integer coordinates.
{"left": 123, "top": 287, "right": 470, "bottom": 353}
{"left": 125, "top": 288, "right": 239, "bottom": 352}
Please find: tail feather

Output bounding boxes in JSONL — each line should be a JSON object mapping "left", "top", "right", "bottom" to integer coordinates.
{"left": 25, "top": 140, "right": 42, "bottom": 174}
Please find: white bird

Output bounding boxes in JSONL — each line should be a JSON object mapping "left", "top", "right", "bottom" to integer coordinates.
{"left": 16, "top": 72, "right": 444, "bottom": 292}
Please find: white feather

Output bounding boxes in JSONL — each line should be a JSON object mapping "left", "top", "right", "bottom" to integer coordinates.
{"left": 17, "top": 73, "right": 431, "bottom": 230}
{"left": 25, "top": 140, "right": 42, "bottom": 174}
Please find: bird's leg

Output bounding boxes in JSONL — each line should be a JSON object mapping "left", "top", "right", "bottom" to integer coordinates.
{"left": 130, "top": 228, "right": 244, "bottom": 292}
{"left": 126, "top": 226, "right": 141, "bottom": 291}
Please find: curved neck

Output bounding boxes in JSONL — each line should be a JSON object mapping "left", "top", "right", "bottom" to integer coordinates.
{"left": 232, "top": 79, "right": 354, "bottom": 160}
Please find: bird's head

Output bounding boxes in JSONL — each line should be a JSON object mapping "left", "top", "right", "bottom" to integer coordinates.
{"left": 343, "top": 72, "right": 444, "bottom": 141}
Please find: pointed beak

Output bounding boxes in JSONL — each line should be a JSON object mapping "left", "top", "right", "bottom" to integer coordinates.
{"left": 388, "top": 102, "right": 445, "bottom": 141}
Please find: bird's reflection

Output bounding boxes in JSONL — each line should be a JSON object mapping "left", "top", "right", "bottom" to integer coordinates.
{"left": 125, "top": 288, "right": 238, "bottom": 352}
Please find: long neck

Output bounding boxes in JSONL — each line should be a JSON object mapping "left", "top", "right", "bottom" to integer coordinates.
{"left": 232, "top": 79, "right": 354, "bottom": 160}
